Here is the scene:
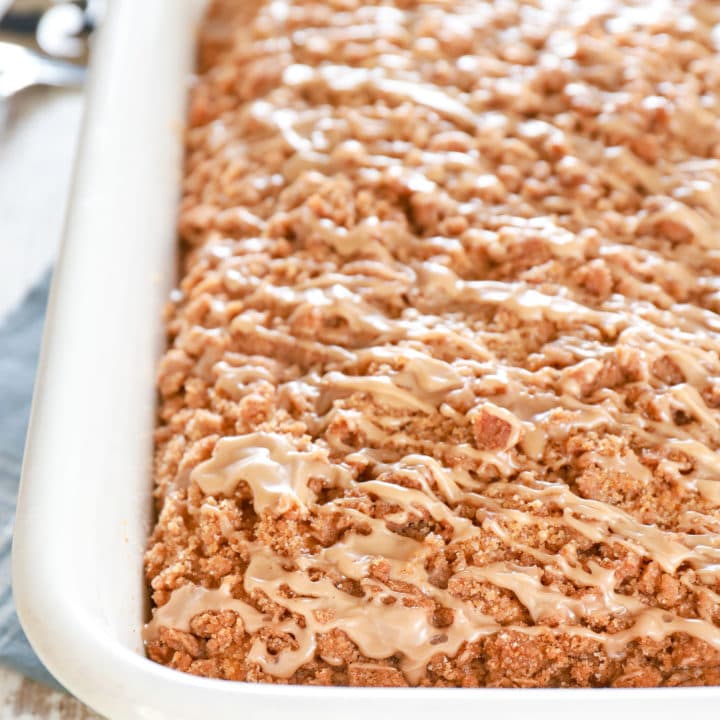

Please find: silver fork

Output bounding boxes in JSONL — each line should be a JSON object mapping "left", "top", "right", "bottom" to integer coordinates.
{"left": 0, "top": 40, "right": 85, "bottom": 99}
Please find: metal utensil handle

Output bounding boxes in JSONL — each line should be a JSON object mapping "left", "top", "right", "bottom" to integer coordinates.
{"left": 34, "top": 55, "right": 86, "bottom": 88}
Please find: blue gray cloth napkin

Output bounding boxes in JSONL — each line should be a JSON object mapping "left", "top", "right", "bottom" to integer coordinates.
{"left": 0, "top": 272, "right": 61, "bottom": 688}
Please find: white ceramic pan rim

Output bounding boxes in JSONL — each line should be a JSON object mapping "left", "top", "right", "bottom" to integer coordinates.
{"left": 11, "top": 1, "right": 720, "bottom": 717}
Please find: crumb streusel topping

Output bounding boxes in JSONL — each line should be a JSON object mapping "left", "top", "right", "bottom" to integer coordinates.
{"left": 145, "top": 0, "right": 720, "bottom": 687}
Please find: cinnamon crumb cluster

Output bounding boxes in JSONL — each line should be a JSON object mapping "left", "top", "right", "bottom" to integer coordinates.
{"left": 145, "top": 0, "right": 720, "bottom": 687}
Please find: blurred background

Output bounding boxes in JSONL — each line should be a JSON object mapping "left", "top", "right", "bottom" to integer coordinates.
{"left": 0, "top": 0, "right": 97, "bottom": 317}
{"left": 0, "top": 1, "right": 101, "bottom": 716}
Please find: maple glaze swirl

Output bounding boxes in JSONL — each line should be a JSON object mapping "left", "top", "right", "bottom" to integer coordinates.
{"left": 146, "top": 0, "right": 720, "bottom": 688}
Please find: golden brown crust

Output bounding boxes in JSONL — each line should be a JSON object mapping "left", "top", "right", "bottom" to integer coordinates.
{"left": 145, "top": 0, "right": 720, "bottom": 688}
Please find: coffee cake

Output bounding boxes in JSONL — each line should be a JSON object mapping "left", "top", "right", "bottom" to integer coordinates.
{"left": 144, "top": 0, "right": 720, "bottom": 687}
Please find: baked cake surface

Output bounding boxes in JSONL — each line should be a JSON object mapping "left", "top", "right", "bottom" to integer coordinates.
{"left": 144, "top": 0, "right": 720, "bottom": 687}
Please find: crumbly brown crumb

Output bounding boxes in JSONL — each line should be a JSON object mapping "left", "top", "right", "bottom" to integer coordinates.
{"left": 145, "top": 0, "right": 720, "bottom": 688}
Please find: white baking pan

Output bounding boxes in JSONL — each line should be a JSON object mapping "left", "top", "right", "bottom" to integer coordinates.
{"left": 11, "top": 1, "right": 720, "bottom": 717}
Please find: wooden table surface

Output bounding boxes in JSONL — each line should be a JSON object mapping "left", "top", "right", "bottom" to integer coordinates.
{"left": 0, "top": 666, "right": 100, "bottom": 719}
